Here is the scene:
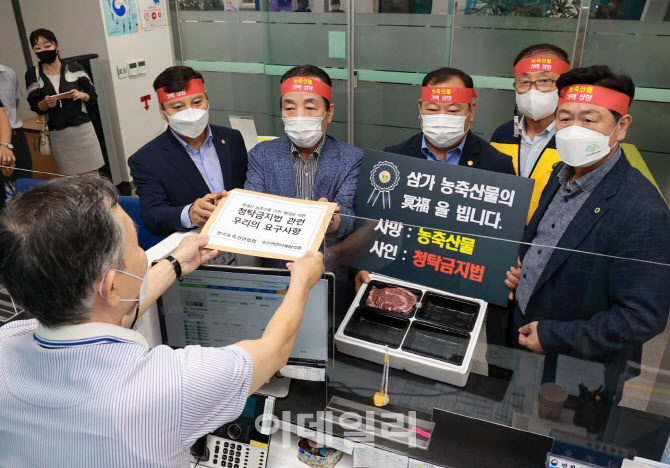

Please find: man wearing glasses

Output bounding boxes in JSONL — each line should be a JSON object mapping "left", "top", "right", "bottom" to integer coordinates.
{"left": 491, "top": 44, "right": 570, "bottom": 223}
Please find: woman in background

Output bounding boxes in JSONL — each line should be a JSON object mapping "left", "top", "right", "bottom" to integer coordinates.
{"left": 24, "top": 28, "right": 103, "bottom": 175}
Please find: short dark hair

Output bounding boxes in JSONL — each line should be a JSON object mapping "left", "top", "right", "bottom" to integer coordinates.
{"left": 153, "top": 66, "right": 205, "bottom": 93}
{"left": 422, "top": 67, "right": 474, "bottom": 88}
{"left": 280, "top": 65, "right": 332, "bottom": 107}
{"left": 514, "top": 43, "right": 569, "bottom": 65}
{"left": 556, "top": 65, "right": 635, "bottom": 120}
{"left": 29, "top": 28, "right": 58, "bottom": 47}
{"left": 0, "top": 176, "right": 125, "bottom": 327}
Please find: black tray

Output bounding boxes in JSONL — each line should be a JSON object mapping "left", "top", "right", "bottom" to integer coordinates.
{"left": 360, "top": 280, "right": 423, "bottom": 317}
{"left": 343, "top": 306, "right": 409, "bottom": 348}
{"left": 402, "top": 321, "right": 469, "bottom": 365}
{"left": 415, "top": 292, "right": 479, "bottom": 332}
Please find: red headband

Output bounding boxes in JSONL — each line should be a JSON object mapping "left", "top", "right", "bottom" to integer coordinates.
{"left": 420, "top": 87, "right": 478, "bottom": 104}
{"left": 156, "top": 79, "right": 206, "bottom": 104}
{"left": 514, "top": 57, "right": 570, "bottom": 79}
{"left": 558, "top": 85, "right": 631, "bottom": 115}
{"left": 280, "top": 77, "right": 332, "bottom": 101}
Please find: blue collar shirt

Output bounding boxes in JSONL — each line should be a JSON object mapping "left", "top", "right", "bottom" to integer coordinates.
{"left": 0, "top": 318, "right": 253, "bottom": 467}
{"left": 171, "top": 126, "right": 225, "bottom": 229}
{"left": 421, "top": 133, "right": 468, "bottom": 165}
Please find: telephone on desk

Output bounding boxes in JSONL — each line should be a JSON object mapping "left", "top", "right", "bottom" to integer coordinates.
{"left": 191, "top": 394, "right": 275, "bottom": 468}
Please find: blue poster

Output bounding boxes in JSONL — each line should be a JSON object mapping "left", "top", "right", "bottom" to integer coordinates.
{"left": 102, "top": 0, "right": 140, "bottom": 36}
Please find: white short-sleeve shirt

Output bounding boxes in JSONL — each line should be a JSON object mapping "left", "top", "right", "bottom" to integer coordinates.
{"left": 0, "top": 64, "right": 23, "bottom": 129}
{"left": 0, "top": 319, "right": 253, "bottom": 467}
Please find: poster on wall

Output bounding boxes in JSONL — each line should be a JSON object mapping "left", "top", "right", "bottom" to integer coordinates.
{"left": 102, "top": 0, "right": 140, "bottom": 36}
{"left": 138, "top": 0, "right": 168, "bottom": 30}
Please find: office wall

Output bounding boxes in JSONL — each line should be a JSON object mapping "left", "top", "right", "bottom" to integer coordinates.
{"left": 17, "top": 0, "right": 174, "bottom": 182}
{"left": 97, "top": 9, "right": 175, "bottom": 180}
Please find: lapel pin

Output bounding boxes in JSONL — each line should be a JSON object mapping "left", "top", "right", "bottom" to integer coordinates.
{"left": 467, "top": 160, "right": 473, "bottom": 166}
{"left": 221, "top": 139, "right": 226, "bottom": 144}
{"left": 594, "top": 207, "right": 601, "bottom": 213}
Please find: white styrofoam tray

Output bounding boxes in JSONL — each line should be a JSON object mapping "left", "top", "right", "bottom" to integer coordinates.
{"left": 334, "top": 273, "right": 487, "bottom": 387}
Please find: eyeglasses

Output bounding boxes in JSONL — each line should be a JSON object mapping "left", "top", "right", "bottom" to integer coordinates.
{"left": 514, "top": 78, "right": 557, "bottom": 92}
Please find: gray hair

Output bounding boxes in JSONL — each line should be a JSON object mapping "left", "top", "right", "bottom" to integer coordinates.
{"left": 0, "top": 175, "right": 126, "bottom": 327}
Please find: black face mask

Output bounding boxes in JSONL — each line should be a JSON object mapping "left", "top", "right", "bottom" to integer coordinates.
{"left": 36, "top": 49, "right": 58, "bottom": 64}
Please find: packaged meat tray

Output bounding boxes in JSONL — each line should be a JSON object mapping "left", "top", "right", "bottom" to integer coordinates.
{"left": 362, "top": 281, "right": 422, "bottom": 316}
{"left": 335, "top": 273, "right": 487, "bottom": 387}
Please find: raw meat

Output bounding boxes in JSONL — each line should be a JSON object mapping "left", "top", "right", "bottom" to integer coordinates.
{"left": 366, "top": 287, "right": 417, "bottom": 315}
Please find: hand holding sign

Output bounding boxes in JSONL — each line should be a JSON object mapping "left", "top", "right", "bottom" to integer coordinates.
{"left": 189, "top": 190, "right": 228, "bottom": 227}
{"left": 351, "top": 149, "right": 534, "bottom": 306}
{"left": 505, "top": 257, "right": 522, "bottom": 301}
{"left": 202, "top": 189, "right": 336, "bottom": 261}
{"left": 318, "top": 197, "right": 341, "bottom": 234}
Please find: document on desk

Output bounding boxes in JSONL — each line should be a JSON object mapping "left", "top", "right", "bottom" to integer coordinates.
{"left": 353, "top": 443, "right": 408, "bottom": 468}
{"left": 408, "top": 460, "right": 443, "bottom": 468}
{"left": 202, "top": 189, "right": 336, "bottom": 261}
{"left": 629, "top": 458, "right": 670, "bottom": 467}
{"left": 555, "top": 354, "right": 605, "bottom": 396}
{"left": 279, "top": 365, "right": 326, "bottom": 381}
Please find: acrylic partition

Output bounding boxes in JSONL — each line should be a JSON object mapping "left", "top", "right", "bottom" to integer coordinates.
{"left": 4, "top": 164, "right": 670, "bottom": 464}
{"left": 163, "top": 1, "right": 670, "bottom": 464}
{"left": 316, "top": 208, "right": 670, "bottom": 466}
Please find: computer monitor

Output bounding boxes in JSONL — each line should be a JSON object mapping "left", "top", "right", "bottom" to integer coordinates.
{"left": 157, "top": 265, "right": 333, "bottom": 367}
{"left": 0, "top": 286, "right": 24, "bottom": 324}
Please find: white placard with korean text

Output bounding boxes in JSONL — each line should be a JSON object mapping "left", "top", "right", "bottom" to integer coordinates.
{"left": 202, "top": 189, "right": 336, "bottom": 261}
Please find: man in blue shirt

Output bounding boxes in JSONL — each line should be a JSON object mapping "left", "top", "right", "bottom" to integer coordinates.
{"left": 384, "top": 67, "right": 515, "bottom": 175}
{"left": 129, "top": 66, "right": 248, "bottom": 236}
{"left": 358, "top": 68, "right": 515, "bottom": 293}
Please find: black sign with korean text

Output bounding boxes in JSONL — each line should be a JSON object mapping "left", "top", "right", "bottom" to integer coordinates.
{"left": 351, "top": 149, "right": 534, "bottom": 306}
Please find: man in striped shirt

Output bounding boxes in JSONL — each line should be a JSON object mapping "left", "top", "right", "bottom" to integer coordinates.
{"left": 0, "top": 176, "right": 324, "bottom": 467}
{"left": 245, "top": 65, "right": 363, "bottom": 241}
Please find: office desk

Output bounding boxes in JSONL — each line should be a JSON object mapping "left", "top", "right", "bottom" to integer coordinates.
{"left": 147, "top": 232, "right": 670, "bottom": 467}
{"left": 271, "top": 350, "right": 552, "bottom": 468}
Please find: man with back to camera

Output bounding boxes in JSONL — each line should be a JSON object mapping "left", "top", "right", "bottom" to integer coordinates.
{"left": 384, "top": 67, "right": 515, "bottom": 175}
{"left": 490, "top": 43, "right": 571, "bottom": 224}
{"left": 244, "top": 64, "right": 362, "bottom": 240}
{"left": 504, "top": 65, "right": 670, "bottom": 396}
{"left": 129, "top": 66, "right": 248, "bottom": 237}
{"left": 0, "top": 175, "right": 324, "bottom": 466}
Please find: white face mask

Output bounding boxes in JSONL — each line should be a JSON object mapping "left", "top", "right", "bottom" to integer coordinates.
{"left": 98, "top": 256, "right": 149, "bottom": 329}
{"left": 421, "top": 113, "right": 469, "bottom": 148}
{"left": 167, "top": 107, "right": 209, "bottom": 139}
{"left": 515, "top": 89, "right": 558, "bottom": 121}
{"left": 98, "top": 257, "right": 149, "bottom": 305}
{"left": 556, "top": 123, "right": 619, "bottom": 168}
{"left": 282, "top": 114, "right": 326, "bottom": 148}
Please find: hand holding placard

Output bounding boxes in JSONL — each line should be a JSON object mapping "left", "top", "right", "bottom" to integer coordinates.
{"left": 202, "top": 189, "right": 336, "bottom": 261}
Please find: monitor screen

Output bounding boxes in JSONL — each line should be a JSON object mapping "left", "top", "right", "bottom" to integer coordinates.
{"left": 158, "top": 266, "right": 331, "bottom": 365}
